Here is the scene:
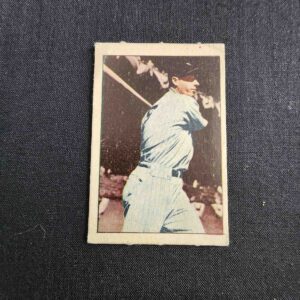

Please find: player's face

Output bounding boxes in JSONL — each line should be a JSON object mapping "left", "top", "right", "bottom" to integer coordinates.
{"left": 172, "top": 76, "right": 200, "bottom": 97}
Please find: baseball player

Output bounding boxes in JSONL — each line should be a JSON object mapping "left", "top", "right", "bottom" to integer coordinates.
{"left": 122, "top": 61, "right": 208, "bottom": 233}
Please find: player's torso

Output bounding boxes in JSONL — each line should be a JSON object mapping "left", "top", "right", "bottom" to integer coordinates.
{"left": 140, "top": 91, "right": 194, "bottom": 171}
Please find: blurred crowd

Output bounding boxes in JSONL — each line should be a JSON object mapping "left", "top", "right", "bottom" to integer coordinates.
{"left": 184, "top": 180, "right": 223, "bottom": 219}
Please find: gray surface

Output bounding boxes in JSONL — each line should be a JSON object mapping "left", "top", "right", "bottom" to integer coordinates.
{"left": 1, "top": 0, "right": 299, "bottom": 298}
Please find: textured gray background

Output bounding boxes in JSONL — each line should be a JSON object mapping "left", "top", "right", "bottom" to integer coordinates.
{"left": 1, "top": 0, "right": 299, "bottom": 298}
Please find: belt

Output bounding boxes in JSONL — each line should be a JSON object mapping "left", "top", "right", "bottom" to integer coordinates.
{"left": 138, "top": 162, "right": 183, "bottom": 178}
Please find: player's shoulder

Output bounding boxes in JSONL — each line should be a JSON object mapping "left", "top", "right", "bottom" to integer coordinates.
{"left": 156, "top": 89, "right": 198, "bottom": 111}
{"left": 168, "top": 89, "right": 195, "bottom": 104}
{"left": 153, "top": 89, "right": 173, "bottom": 105}
{"left": 179, "top": 95, "right": 199, "bottom": 112}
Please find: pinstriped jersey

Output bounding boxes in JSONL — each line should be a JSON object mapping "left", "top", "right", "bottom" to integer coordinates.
{"left": 140, "top": 89, "right": 208, "bottom": 171}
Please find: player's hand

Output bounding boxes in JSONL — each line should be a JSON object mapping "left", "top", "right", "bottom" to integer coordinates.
{"left": 201, "top": 95, "right": 215, "bottom": 109}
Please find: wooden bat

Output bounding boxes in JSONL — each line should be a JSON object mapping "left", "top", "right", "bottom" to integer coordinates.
{"left": 103, "top": 64, "right": 152, "bottom": 108}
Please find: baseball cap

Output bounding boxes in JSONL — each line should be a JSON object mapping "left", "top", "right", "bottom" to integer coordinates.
{"left": 167, "top": 60, "right": 199, "bottom": 79}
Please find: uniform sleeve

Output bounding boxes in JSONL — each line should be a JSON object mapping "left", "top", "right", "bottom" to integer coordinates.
{"left": 183, "top": 98, "right": 208, "bottom": 131}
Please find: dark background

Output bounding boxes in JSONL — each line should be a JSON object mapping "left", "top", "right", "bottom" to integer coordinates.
{"left": 101, "top": 55, "right": 221, "bottom": 185}
{"left": 1, "top": 0, "right": 299, "bottom": 299}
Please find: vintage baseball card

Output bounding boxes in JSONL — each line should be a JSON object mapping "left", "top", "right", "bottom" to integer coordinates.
{"left": 88, "top": 43, "right": 228, "bottom": 246}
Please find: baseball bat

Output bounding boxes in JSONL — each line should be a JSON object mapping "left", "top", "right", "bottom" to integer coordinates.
{"left": 103, "top": 64, "right": 152, "bottom": 108}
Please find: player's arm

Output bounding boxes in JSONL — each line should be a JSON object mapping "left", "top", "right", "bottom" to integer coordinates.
{"left": 184, "top": 98, "right": 208, "bottom": 131}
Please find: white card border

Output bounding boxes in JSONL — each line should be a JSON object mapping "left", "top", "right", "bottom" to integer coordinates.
{"left": 87, "top": 43, "right": 229, "bottom": 246}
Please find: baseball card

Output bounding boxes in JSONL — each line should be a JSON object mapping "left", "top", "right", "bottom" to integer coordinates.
{"left": 88, "top": 43, "right": 228, "bottom": 246}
